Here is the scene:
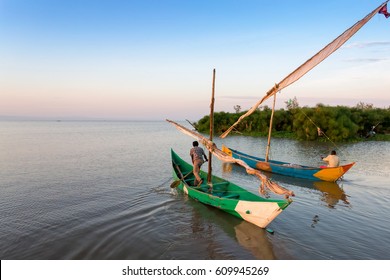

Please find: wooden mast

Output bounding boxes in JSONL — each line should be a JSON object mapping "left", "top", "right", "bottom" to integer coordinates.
{"left": 265, "top": 91, "right": 277, "bottom": 162}
{"left": 207, "top": 69, "right": 216, "bottom": 184}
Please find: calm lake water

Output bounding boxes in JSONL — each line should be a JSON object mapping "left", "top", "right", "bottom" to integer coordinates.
{"left": 1, "top": 121, "right": 389, "bottom": 260}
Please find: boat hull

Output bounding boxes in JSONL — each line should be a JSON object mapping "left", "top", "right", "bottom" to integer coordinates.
{"left": 222, "top": 145, "right": 355, "bottom": 182}
{"left": 171, "top": 149, "right": 291, "bottom": 229}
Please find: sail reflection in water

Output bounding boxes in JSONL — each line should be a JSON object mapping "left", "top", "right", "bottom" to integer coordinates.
{"left": 312, "top": 181, "right": 349, "bottom": 208}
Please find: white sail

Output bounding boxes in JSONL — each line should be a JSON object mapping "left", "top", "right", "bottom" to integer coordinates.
{"left": 220, "top": 0, "right": 389, "bottom": 139}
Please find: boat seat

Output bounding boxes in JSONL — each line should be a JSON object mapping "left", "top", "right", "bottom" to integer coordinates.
{"left": 210, "top": 182, "right": 229, "bottom": 192}
{"left": 192, "top": 185, "right": 211, "bottom": 192}
{"left": 220, "top": 193, "right": 240, "bottom": 199}
{"left": 211, "top": 182, "right": 229, "bottom": 187}
{"left": 211, "top": 192, "right": 225, "bottom": 197}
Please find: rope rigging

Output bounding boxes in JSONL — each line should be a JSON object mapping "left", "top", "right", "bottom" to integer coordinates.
{"left": 298, "top": 109, "right": 347, "bottom": 157}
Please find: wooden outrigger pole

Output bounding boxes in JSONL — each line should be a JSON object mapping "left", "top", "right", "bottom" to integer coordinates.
{"left": 207, "top": 69, "right": 216, "bottom": 184}
{"left": 265, "top": 91, "right": 277, "bottom": 162}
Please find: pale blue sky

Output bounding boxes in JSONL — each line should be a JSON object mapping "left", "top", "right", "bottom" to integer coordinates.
{"left": 1, "top": 0, "right": 389, "bottom": 120}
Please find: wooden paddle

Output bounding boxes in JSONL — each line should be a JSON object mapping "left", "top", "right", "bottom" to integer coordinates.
{"left": 170, "top": 170, "right": 193, "bottom": 188}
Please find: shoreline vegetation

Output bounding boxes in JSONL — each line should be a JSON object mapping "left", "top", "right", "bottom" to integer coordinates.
{"left": 193, "top": 101, "right": 390, "bottom": 142}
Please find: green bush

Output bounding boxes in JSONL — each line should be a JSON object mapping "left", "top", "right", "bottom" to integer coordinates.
{"left": 194, "top": 104, "right": 390, "bottom": 142}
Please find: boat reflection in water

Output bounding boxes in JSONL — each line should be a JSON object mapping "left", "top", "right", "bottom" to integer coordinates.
{"left": 222, "top": 162, "right": 349, "bottom": 208}
{"left": 186, "top": 194, "right": 277, "bottom": 260}
{"left": 233, "top": 220, "right": 276, "bottom": 259}
{"left": 312, "top": 180, "right": 349, "bottom": 208}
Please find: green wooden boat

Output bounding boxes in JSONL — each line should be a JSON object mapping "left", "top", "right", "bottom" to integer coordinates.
{"left": 171, "top": 149, "right": 291, "bottom": 229}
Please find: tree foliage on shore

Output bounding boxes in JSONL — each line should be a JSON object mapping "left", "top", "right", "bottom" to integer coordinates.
{"left": 194, "top": 102, "right": 390, "bottom": 142}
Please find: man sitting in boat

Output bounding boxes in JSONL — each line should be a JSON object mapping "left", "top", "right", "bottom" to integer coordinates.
{"left": 321, "top": 150, "right": 340, "bottom": 168}
{"left": 190, "top": 141, "right": 208, "bottom": 185}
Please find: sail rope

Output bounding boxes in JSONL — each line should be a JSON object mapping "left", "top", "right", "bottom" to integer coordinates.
{"left": 298, "top": 109, "right": 350, "bottom": 158}
{"left": 299, "top": 109, "right": 341, "bottom": 149}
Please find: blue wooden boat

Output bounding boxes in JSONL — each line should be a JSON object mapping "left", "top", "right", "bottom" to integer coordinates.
{"left": 222, "top": 145, "right": 355, "bottom": 182}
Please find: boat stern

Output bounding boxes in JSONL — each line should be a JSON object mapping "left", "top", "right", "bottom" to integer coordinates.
{"left": 222, "top": 144, "right": 232, "bottom": 156}
{"left": 313, "top": 162, "right": 356, "bottom": 182}
{"left": 234, "top": 200, "right": 291, "bottom": 228}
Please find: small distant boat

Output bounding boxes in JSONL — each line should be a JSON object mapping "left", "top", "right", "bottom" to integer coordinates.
{"left": 171, "top": 149, "right": 291, "bottom": 229}
{"left": 222, "top": 145, "right": 355, "bottom": 182}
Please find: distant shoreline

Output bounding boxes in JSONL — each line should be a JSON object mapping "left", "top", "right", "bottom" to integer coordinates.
{"left": 0, "top": 117, "right": 166, "bottom": 122}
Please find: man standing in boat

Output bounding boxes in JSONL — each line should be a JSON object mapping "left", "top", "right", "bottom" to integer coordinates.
{"left": 321, "top": 150, "right": 340, "bottom": 167}
{"left": 190, "top": 141, "right": 208, "bottom": 185}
